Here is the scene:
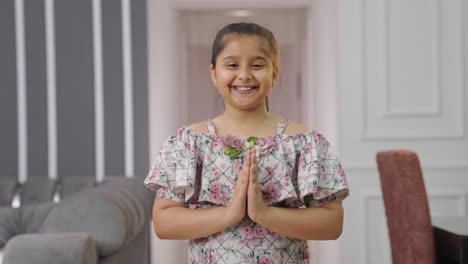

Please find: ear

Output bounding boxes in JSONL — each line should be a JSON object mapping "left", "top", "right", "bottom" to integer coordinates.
{"left": 210, "top": 64, "right": 217, "bottom": 87}
{"left": 272, "top": 66, "right": 279, "bottom": 87}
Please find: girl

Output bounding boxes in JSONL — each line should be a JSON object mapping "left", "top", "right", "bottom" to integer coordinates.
{"left": 145, "top": 22, "right": 349, "bottom": 263}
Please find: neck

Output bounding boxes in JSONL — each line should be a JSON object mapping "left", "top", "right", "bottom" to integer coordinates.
{"left": 221, "top": 103, "right": 271, "bottom": 124}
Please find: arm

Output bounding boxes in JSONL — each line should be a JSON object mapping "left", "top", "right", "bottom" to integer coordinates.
{"left": 153, "top": 199, "right": 233, "bottom": 240}
{"left": 246, "top": 149, "right": 344, "bottom": 240}
{"left": 253, "top": 202, "right": 343, "bottom": 240}
{"left": 152, "top": 154, "right": 251, "bottom": 240}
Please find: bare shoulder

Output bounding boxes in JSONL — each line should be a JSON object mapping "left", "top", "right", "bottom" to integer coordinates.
{"left": 189, "top": 121, "right": 210, "bottom": 134}
{"left": 284, "top": 120, "right": 312, "bottom": 135}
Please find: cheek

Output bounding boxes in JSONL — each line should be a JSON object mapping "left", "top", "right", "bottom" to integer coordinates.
{"left": 216, "top": 71, "right": 235, "bottom": 84}
{"left": 256, "top": 71, "right": 274, "bottom": 84}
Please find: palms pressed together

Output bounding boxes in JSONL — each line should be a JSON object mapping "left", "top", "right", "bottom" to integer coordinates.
{"left": 227, "top": 149, "right": 269, "bottom": 224}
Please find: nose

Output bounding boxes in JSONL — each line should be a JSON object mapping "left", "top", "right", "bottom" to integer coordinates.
{"left": 237, "top": 65, "right": 252, "bottom": 81}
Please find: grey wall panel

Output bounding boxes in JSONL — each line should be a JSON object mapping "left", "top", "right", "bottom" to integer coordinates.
{"left": 102, "top": 0, "right": 125, "bottom": 176}
{"left": 55, "top": 0, "right": 95, "bottom": 177}
{"left": 0, "top": 0, "right": 18, "bottom": 178}
{"left": 25, "top": 0, "right": 48, "bottom": 178}
{"left": 131, "top": 0, "right": 149, "bottom": 176}
{"left": 1, "top": 0, "right": 149, "bottom": 182}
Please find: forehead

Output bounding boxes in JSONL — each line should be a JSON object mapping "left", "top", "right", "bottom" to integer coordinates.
{"left": 219, "top": 35, "right": 270, "bottom": 59}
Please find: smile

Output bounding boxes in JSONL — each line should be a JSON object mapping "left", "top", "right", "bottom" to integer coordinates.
{"left": 231, "top": 86, "right": 259, "bottom": 95}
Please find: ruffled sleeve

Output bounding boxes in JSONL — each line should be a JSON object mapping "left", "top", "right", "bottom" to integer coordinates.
{"left": 297, "top": 131, "right": 349, "bottom": 207}
{"left": 144, "top": 127, "right": 198, "bottom": 204}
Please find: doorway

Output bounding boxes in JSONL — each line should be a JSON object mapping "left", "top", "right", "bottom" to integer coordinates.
{"left": 178, "top": 9, "right": 306, "bottom": 124}
{"left": 147, "top": 1, "right": 340, "bottom": 263}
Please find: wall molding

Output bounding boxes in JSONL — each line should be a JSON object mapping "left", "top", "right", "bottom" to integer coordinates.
{"left": 382, "top": 0, "right": 442, "bottom": 118}
{"left": 92, "top": 0, "right": 105, "bottom": 183}
{"left": 360, "top": 0, "right": 466, "bottom": 140}
{"left": 122, "top": 0, "right": 134, "bottom": 177}
{"left": 45, "top": 0, "right": 58, "bottom": 180}
{"left": 15, "top": 0, "right": 28, "bottom": 183}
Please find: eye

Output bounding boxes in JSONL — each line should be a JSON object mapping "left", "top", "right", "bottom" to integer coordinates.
{"left": 226, "top": 63, "right": 238, "bottom": 69}
{"left": 251, "top": 64, "right": 264, "bottom": 69}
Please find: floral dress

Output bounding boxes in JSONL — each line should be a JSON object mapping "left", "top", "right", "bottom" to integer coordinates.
{"left": 144, "top": 119, "right": 349, "bottom": 264}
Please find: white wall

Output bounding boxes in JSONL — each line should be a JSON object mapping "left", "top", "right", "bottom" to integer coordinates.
{"left": 338, "top": 0, "right": 468, "bottom": 263}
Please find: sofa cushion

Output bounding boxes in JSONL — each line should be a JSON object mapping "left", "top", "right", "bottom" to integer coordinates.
{"left": 2, "top": 233, "right": 97, "bottom": 264}
{"left": 0, "top": 202, "right": 54, "bottom": 247}
{"left": 41, "top": 177, "right": 152, "bottom": 257}
{"left": 41, "top": 191, "right": 127, "bottom": 257}
{"left": 0, "top": 207, "right": 17, "bottom": 248}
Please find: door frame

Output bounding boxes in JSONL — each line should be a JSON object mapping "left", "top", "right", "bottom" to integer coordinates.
{"left": 146, "top": 1, "right": 340, "bottom": 263}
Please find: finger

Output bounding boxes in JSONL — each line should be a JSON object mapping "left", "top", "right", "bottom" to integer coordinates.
{"left": 245, "top": 150, "right": 251, "bottom": 167}
{"left": 242, "top": 150, "right": 251, "bottom": 175}
{"left": 250, "top": 154, "right": 258, "bottom": 185}
{"left": 251, "top": 148, "right": 256, "bottom": 164}
{"left": 239, "top": 150, "right": 251, "bottom": 186}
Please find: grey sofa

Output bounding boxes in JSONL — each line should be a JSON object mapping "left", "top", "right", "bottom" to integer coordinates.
{"left": 0, "top": 176, "right": 154, "bottom": 264}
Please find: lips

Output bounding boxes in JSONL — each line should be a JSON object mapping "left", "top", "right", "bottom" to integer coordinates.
{"left": 231, "top": 85, "right": 259, "bottom": 95}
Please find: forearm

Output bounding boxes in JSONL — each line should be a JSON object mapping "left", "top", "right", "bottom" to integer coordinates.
{"left": 154, "top": 205, "right": 233, "bottom": 240}
{"left": 255, "top": 202, "right": 344, "bottom": 240}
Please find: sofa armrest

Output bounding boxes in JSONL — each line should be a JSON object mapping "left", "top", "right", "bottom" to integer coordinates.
{"left": 0, "top": 246, "right": 4, "bottom": 264}
{"left": 0, "top": 207, "right": 18, "bottom": 248}
{"left": 41, "top": 177, "right": 154, "bottom": 257}
{"left": 2, "top": 233, "right": 97, "bottom": 264}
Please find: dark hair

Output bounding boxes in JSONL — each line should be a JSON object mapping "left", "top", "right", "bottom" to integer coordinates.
{"left": 211, "top": 22, "right": 279, "bottom": 112}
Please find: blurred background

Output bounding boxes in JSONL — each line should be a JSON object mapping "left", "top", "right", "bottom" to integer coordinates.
{"left": 1, "top": 0, "right": 468, "bottom": 264}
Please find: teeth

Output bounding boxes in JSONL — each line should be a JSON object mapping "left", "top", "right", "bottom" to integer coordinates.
{"left": 234, "top": 86, "right": 255, "bottom": 91}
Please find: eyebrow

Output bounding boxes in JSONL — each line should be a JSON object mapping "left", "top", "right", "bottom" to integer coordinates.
{"left": 222, "top": 55, "right": 268, "bottom": 61}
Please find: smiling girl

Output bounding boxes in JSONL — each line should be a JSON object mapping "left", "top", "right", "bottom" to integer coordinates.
{"left": 144, "top": 22, "right": 349, "bottom": 263}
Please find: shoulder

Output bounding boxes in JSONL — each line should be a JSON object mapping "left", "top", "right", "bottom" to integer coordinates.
{"left": 188, "top": 121, "right": 210, "bottom": 134}
{"left": 283, "top": 120, "right": 312, "bottom": 135}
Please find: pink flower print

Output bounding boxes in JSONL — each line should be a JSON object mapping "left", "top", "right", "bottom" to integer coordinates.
{"left": 258, "top": 137, "right": 277, "bottom": 156}
{"left": 271, "top": 251, "right": 284, "bottom": 263}
{"left": 208, "top": 251, "right": 222, "bottom": 263}
{"left": 222, "top": 135, "right": 245, "bottom": 150}
{"left": 272, "top": 235, "right": 287, "bottom": 247}
{"left": 298, "top": 157, "right": 305, "bottom": 168}
{"left": 211, "top": 137, "right": 223, "bottom": 153}
{"left": 259, "top": 255, "right": 273, "bottom": 264}
{"left": 210, "top": 182, "right": 222, "bottom": 193}
{"left": 190, "top": 145, "right": 196, "bottom": 156}
{"left": 220, "top": 186, "right": 231, "bottom": 203}
{"left": 192, "top": 236, "right": 208, "bottom": 244}
{"left": 233, "top": 162, "right": 243, "bottom": 175}
{"left": 238, "top": 224, "right": 262, "bottom": 247}
{"left": 315, "top": 186, "right": 324, "bottom": 197}
{"left": 220, "top": 163, "right": 227, "bottom": 170}
{"left": 211, "top": 167, "right": 221, "bottom": 178}
{"left": 262, "top": 181, "right": 281, "bottom": 204}
{"left": 209, "top": 182, "right": 230, "bottom": 204}
{"left": 253, "top": 225, "right": 269, "bottom": 238}
{"left": 336, "top": 167, "right": 347, "bottom": 182}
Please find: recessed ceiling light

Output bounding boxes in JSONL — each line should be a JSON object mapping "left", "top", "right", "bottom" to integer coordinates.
{"left": 228, "top": 10, "right": 254, "bottom": 17}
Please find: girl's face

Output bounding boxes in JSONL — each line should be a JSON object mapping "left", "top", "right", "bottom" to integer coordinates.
{"left": 210, "top": 35, "right": 277, "bottom": 111}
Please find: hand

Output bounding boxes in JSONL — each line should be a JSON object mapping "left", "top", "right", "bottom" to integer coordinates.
{"left": 247, "top": 149, "right": 269, "bottom": 223}
{"left": 225, "top": 150, "right": 249, "bottom": 225}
